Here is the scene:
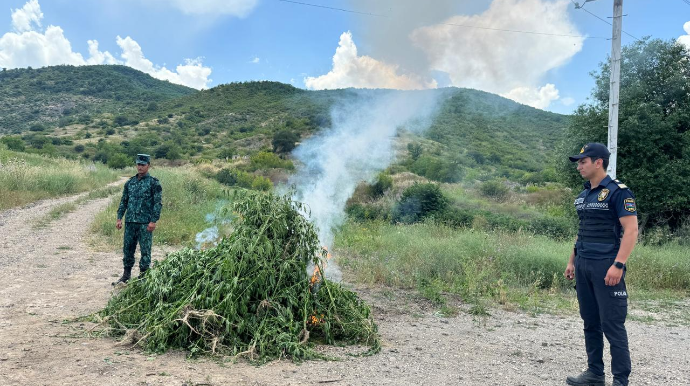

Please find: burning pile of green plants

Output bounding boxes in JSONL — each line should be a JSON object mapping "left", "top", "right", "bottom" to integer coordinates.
{"left": 97, "top": 190, "right": 379, "bottom": 362}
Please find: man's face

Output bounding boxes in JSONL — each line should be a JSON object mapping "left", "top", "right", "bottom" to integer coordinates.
{"left": 576, "top": 157, "right": 599, "bottom": 179}
{"left": 137, "top": 163, "right": 150, "bottom": 175}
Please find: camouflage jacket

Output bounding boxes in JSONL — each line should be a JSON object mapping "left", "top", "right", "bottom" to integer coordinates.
{"left": 117, "top": 173, "right": 162, "bottom": 223}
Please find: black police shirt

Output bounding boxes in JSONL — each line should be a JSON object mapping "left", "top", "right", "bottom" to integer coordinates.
{"left": 574, "top": 175, "right": 637, "bottom": 259}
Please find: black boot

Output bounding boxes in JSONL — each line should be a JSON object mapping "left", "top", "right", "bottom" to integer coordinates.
{"left": 566, "top": 369, "right": 605, "bottom": 386}
{"left": 137, "top": 267, "right": 148, "bottom": 280}
{"left": 112, "top": 267, "right": 132, "bottom": 285}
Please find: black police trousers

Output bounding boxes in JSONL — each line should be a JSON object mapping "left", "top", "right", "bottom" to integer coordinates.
{"left": 575, "top": 255, "right": 631, "bottom": 385}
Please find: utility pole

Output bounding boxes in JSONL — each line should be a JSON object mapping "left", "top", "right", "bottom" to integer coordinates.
{"left": 607, "top": 0, "right": 623, "bottom": 179}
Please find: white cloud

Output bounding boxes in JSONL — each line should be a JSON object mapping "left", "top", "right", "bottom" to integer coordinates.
{"left": 150, "top": 0, "right": 259, "bottom": 17}
{"left": 305, "top": 31, "right": 436, "bottom": 90}
{"left": 561, "top": 96, "right": 575, "bottom": 106}
{"left": 11, "top": 0, "right": 42, "bottom": 33}
{"left": 250, "top": 57, "right": 260, "bottom": 64}
{"left": 678, "top": 21, "right": 690, "bottom": 51}
{"left": 116, "top": 36, "right": 212, "bottom": 89}
{"left": 0, "top": 26, "right": 87, "bottom": 68}
{"left": 0, "top": 0, "right": 212, "bottom": 89}
{"left": 502, "top": 84, "right": 559, "bottom": 110}
{"left": 410, "top": 0, "right": 582, "bottom": 109}
{"left": 86, "top": 40, "right": 120, "bottom": 65}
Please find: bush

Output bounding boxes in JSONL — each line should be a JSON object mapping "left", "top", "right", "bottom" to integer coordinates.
{"left": 407, "top": 143, "right": 422, "bottom": 160}
{"left": 272, "top": 130, "right": 299, "bottom": 154}
{"left": 251, "top": 175, "right": 273, "bottom": 191}
{"left": 155, "top": 142, "right": 182, "bottom": 160}
{"left": 29, "top": 123, "right": 46, "bottom": 132}
{"left": 215, "top": 168, "right": 272, "bottom": 191}
{"left": 215, "top": 168, "right": 237, "bottom": 185}
{"left": 248, "top": 151, "right": 294, "bottom": 171}
{"left": 439, "top": 207, "right": 475, "bottom": 228}
{"left": 369, "top": 173, "right": 393, "bottom": 198}
{"left": 410, "top": 155, "right": 460, "bottom": 183}
{"left": 107, "top": 153, "right": 129, "bottom": 169}
{"left": 1, "top": 136, "right": 25, "bottom": 151}
{"left": 479, "top": 180, "right": 510, "bottom": 201}
{"left": 346, "top": 203, "right": 390, "bottom": 222}
{"left": 114, "top": 115, "right": 132, "bottom": 127}
{"left": 393, "top": 183, "right": 448, "bottom": 224}
{"left": 527, "top": 216, "right": 575, "bottom": 240}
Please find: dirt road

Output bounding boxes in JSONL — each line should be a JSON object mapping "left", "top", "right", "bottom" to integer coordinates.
{"left": 0, "top": 189, "right": 688, "bottom": 385}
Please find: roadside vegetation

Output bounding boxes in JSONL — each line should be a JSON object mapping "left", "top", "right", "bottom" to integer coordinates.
{"left": 334, "top": 220, "right": 690, "bottom": 316}
{"left": 0, "top": 145, "right": 121, "bottom": 210}
{"left": 32, "top": 185, "right": 121, "bottom": 229}
{"left": 91, "top": 166, "right": 228, "bottom": 247}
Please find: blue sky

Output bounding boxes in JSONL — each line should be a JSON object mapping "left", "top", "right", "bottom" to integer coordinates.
{"left": 1, "top": 0, "right": 689, "bottom": 114}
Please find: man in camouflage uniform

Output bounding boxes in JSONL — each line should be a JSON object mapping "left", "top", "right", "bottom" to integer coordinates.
{"left": 114, "top": 154, "right": 162, "bottom": 284}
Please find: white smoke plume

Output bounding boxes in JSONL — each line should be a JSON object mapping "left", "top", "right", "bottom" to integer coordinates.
{"left": 287, "top": 90, "right": 440, "bottom": 281}
{"left": 194, "top": 203, "right": 233, "bottom": 249}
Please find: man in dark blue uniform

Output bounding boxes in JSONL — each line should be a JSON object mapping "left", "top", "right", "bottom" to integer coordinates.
{"left": 564, "top": 143, "right": 638, "bottom": 386}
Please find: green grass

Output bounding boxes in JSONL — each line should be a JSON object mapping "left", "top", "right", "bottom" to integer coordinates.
{"left": 33, "top": 202, "right": 77, "bottom": 229}
{"left": 0, "top": 146, "right": 121, "bottom": 210}
{"left": 32, "top": 185, "right": 123, "bottom": 229}
{"left": 334, "top": 221, "right": 690, "bottom": 315}
{"left": 91, "top": 166, "right": 229, "bottom": 247}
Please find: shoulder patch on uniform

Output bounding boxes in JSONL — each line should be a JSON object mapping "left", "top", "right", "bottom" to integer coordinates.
{"left": 615, "top": 180, "right": 628, "bottom": 189}
{"left": 624, "top": 197, "right": 636, "bottom": 212}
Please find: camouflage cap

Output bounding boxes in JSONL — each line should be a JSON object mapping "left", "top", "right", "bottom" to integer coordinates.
{"left": 136, "top": 154, "right": 151, "bottom": 165}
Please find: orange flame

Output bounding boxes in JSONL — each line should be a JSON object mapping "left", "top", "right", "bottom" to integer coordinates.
{"left": 308, "top": 247, "right": 332, "bottom": 326}
{"left": 309, "top": 246, "right": 332, "bottom": 287}
{"left": 308, "top": 313, "right": 324, "bottom": 326}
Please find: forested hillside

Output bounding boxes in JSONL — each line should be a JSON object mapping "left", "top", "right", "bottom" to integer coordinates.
{"left": 0, "top": 65, "right": 195, "bottom": 133}
{"left": 0, "top": 65, "right": 568, "bottom": 184}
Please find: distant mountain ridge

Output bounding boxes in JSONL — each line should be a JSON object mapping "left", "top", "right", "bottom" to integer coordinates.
{"left": 0, "top": 65, "right": 195, "bottom": 133}
{"left": 0, "top": 65, "right": 568, "bottom": 181}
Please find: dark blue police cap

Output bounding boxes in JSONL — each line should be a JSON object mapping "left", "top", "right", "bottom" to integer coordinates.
{"left": 569, "top": 143, "right": 610, "bottom": 162}
{"left": 136, "top": 154, "right": 151, "bottom": 165}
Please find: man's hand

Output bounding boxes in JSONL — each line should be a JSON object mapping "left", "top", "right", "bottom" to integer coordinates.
{"left": 116, "top": 219, "right": 122, "bottom": 230}
{"left": 564, "top": 263, "right": 575, "bottom": 281}
{"left": 147, "top": 222, "right": 156, "bottom": 232}
{"left": 604, "top": 265, "right": 623, "bottom": 286}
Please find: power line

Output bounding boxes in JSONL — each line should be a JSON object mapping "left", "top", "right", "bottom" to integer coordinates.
{"left": 277, "top": 0, "right": 385, "bottom": 17}
{"left": 570, "top": 0, "right": 641, "bottom": 41}
{"left": 277, "top": 0, "right": 607, "bottom": 40}
{"left": 681, "top": 0, "right": 690, "bottom": 7}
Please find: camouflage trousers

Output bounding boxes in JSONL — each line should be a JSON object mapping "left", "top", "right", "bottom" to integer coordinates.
{"left": 123, "top": 222, "right": 152, "bottom": 270}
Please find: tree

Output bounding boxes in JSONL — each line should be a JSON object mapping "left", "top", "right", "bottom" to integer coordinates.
{"left": 559, "top": 38, "right": 690, "bottom": 230}
{"left": 107, "top": 153, "right": 129, "bottom": 169}
{"left": 29, "top": 123, "right": 46, "bottom": 132}
{"left": 272, "top": 130, "right": 299, "bottom": 154}
{"left": 393, "top": 183, "right": 448, "bottom": 224}
{"left": 1, "top": 136, "right": 25, "bottom": 151}
{"left": 407, "top": 143, "right": 423, "bottom": 161}
{"left": 114, "top": 115, "right": 129, "bottom": 126}
{"left": 154, "top": 142, "right": 182, "bottom": 160}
